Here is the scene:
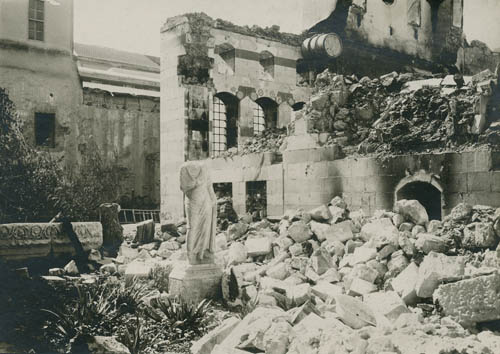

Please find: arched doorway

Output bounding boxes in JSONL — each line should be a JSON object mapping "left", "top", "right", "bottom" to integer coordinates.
{"left": 396, "top": 181, "right": 442, "bottom": 221}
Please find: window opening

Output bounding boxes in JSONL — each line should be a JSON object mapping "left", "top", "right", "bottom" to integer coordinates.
{"left": 35, "top": 112, "right": 55, "bottom": 148}
{"left": 246, "top": 181, "right": 267, "bottom": 220}
{"left": 28, "top": 0, "right": 44, "bottom": 41}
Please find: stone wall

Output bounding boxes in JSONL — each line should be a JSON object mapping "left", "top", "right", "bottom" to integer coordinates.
{"left": 80, "top": 89, "right": 160, "bottom": 206}
{"left": 0, "top": 222, "right": 102, "bottom": 260}
{"left": 204, "top": 148, "right": 500, "bottom": 218}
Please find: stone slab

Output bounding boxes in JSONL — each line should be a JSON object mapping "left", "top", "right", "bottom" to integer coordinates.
{"left": 434, "top": 272, "right": 500, "bottom": 326}
{"left": 0, "top": 222, "right": 103, "bottom": 260}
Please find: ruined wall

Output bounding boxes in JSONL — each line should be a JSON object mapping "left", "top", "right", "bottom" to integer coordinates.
{"left": 160, "top": 15, "right": 312, "bottom": 220}
{"left": 205, "top": 149, "right": 500, "bottom": 218}
{"left": 79, "top": 90, "right": 160, "bottom": 207}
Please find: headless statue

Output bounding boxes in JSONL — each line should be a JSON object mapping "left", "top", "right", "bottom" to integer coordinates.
{"left": 179, "top": 161, "right": 217, "bottom": 265}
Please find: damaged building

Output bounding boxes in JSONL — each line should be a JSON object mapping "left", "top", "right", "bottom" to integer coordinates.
{"left": 0, "top": 0, "right": 161, "bottom": 211}
{"left": 160, "top": 6, "right": 500, "bottom": 222}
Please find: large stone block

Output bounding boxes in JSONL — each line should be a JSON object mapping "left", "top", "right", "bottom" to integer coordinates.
{"left": 415, "top": 252, "right": 465, "bottom": 298}
{"left": 434, "top": 272, "right": 500, "bottom": 326}
{"left": 0, "top": 222, "right": 103, "bottom": 260}
{"left": 169, "top": 263, "right": 223, "bottom": 303}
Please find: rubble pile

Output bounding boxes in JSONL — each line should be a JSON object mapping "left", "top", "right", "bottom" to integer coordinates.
{"left": 217, "top": 196, "right": 238, "bottom": 230}
{"left": 217, "top": 128, "right": 287, "bottom": 158}
{"left": 190, "top": 198, "right": 500, "bottom": 354}
{"left": 295, "top": 68, "right": 500, "bottom": 156}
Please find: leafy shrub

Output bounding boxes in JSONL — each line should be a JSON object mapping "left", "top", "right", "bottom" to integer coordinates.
{"left": 42, "top": 277, "right": 152, "bottom": 352}
{"left": 144, "top": 296, "right": 212, "bottom": 339}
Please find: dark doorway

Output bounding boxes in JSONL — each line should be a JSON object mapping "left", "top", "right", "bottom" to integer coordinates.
{"left": 246, "top": 181, "right": 267, "bottom": 220}
{"left": 397, "top": 182, "right": 442, "bottom": 220}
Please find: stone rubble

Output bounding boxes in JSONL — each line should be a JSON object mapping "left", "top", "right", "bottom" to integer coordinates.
{"left": 189, "top": 199, "right": 500, "bottom": 354}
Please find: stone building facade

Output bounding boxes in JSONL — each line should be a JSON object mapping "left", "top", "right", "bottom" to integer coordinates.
{"left": 160, "top": 10, "right": 500, "bottom": 222}
{"left": 0, "top": 0, "right": 160, "bottom": 208}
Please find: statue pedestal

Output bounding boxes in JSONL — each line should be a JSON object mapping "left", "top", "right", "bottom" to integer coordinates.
{"left": 168, "top": 262, "right": 223, "bottom": 303}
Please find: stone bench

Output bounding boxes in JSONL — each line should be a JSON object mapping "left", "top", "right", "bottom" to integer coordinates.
{"left": 0, "top": 222, "right": 102, "bottom": 260}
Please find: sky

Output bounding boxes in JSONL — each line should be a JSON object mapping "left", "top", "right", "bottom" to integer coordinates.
{"left": 74, "top": 0, "right": 500, "bottom": 57}
{"left": 74, "top": 0, "right": 303, "bottom": 56}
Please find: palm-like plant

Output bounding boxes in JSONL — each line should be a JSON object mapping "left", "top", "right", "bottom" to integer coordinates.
{"left": 144, "top": 296, "right": 212, "bottom": 338}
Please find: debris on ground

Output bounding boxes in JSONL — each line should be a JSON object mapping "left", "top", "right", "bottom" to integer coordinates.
{"left": 188, "top": 198, "right": 500, "bottom": 354}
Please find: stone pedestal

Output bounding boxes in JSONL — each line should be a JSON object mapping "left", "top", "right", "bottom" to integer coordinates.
{"left": 168, "top": 262, "right": 223, "bottom": 303}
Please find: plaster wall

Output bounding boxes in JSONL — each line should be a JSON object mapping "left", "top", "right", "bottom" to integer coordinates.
{"left": 0, "top": 0, "right": 73, "bottom": 52}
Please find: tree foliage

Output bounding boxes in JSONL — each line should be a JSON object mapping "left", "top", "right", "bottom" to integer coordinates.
{"left": 0, "top": 87, "right": 124, "bottom": 222}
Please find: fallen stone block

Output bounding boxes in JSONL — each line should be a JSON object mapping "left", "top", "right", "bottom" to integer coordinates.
{"left": 415, "top": 233, "right": 448, "bottom": 254}
{"left": 434, "top": 272, "right": 500, "bottom": 326}
{"left": 328, "top": 220, "right": 354, "bottom": 243}
{"left": 286, "top": 283, "right": 312, "bottom": 307}
{"left": 351, "top": 264, "right": 379, "bottom": 284}
{"left": 362, "top": 218, "right": 399, "bottom": 249}
{"left": 87, "top": 336, "right": 130, "bottom": 354}
{"left": 124, "top": 259, "right": 153, "bottom": 282}
{"left": 289, "top": 300, "right": 322, "bottom": 325}
{"left": 363, "top": 291, "right": 410, "bottom": 321}
{"left": 309, "top": 205, "right": 332, "bottom": 222}
{"left": 288, "top": 221, "right": 312, "bottom": 243}
{"left": 134, "top": 219, "right": 155, "bottom": 245}
{"left": 262, "top": 320, "right": 292, "bottom": 354}
{"left": 64, "top": 260, "right": 79, "bottom": 275}
{"left": 352, "top": 246, "right": 377, "bottom": 265}
{"left": 289, "top": 242, "right": 304, "bottom": 256}
{"left": 412, "top": 225, "right": 426, "bottom": 237}
{"left": 415, "top": 252, "right": 465, "bottom": 298}
{"left": 227, "top": 242, "right": 248, "bottom": 265}
{"left": 377, "top": 244, "right": 398, "bottom": 260}
{"left": 348, "top": 278, "right": 377, "bottom": 296}
{"left": 266, "top": 262, "right": 290, "bottom": 280}
{"left": 309, "top": 221, "right": 333, "bottom": 242}
{"left": 312, "top": 281, "right": 343, "bottom": 301}
{"left": 319, "top": 267, "right": 341, "bottom": 283}
{"left": 463, "top": 222, "right": 497, "bottom": 249}
{"left": 191, "top": 317, "right": 241, "bottom": 354}
{"left": 450, "top": 203, "right": 473, "bottom": 222}
{"left": 391, "top": 262, "right": 419, "bottom": 305}
{"left": 245, "top": 237, "right": 271, "bottom": 257}
{"left": 309, "top": 248, "right": 333, "bottom": 275}
{"left": 395, "top": 199, "right": 429, "bottom": 226}
{"left": 227, "top": 222, "right": 249, "bottom": 240}
{"left": 335, "top": 294, "right": 377, "bottom": 329}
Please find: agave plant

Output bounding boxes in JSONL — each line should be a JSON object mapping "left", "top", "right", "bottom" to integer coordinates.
{"left": 144, "top": 296, "right": 212, "bottom": 338}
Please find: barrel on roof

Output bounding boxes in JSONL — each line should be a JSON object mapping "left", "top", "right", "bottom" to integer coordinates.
{"left": 301, "top": 33, "right": 343, "bottom": 59}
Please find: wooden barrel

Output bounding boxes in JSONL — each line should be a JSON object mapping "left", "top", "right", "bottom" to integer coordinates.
{"left": 301, "top": 33, "right": 343, "bottom": 59}
{"left": 301, "top": 36, "right": 314, "bottom": 59}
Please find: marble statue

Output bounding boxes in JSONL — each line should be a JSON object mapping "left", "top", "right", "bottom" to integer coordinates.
{"left": 179, "top": 161, "right": 217, "bottom": 265}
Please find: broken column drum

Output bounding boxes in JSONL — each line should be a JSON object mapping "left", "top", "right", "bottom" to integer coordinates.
{"left": 169, "top": 161, "right": 222, "bottom": 302}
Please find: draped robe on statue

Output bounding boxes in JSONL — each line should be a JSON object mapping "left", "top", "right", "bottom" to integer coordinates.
{"left": 179, "top": 161, "right": 217, "bottom": 264}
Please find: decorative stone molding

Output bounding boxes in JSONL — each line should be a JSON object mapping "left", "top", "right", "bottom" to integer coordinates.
{"left": 0, "top": 222, "right": 103, "bottom": 260}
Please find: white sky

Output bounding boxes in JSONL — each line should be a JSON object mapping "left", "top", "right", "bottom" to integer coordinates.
{"left": 74, "top": 0, "right": 303, "bottom": 56}
{"left": 74, "top": 0, "right": 500, "bottom": 56}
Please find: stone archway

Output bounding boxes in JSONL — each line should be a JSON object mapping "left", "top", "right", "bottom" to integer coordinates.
{"left": 395, "top": 173, "right": 444, "bottom": 221}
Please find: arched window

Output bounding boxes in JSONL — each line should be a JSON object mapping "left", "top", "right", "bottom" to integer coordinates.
{"left": 259, "top": 51, "right": 274, "bottom": 78}
{"left": 213, "top": 92, "right": 239, "bottom": 156}
{"left": 252, "top": 97, "right": 278, "bottom": 135}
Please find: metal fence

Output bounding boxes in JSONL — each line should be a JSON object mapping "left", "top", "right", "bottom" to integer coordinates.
{"left": 118, "top": 209, "right": 160, "bottom": 224}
